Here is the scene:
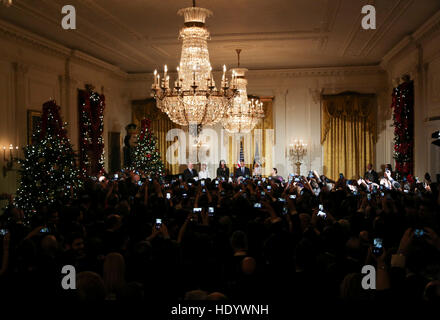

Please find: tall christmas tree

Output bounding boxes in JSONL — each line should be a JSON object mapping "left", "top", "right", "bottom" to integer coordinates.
{"left": 132, "top": 119, "right": 165, "bottom": 176}
{"left": 15, "top": 100, "right": 82, "bottom": 221}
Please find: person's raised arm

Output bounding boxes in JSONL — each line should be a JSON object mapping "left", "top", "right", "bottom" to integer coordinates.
{"left": 177, "top": 213, "right": 191, "bottom": 244}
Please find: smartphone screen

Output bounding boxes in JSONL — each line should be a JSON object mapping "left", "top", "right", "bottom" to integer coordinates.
{"left": 0, "top": 229, "right": 8, "bottom": 236}
{"left": 317, "top": 211, "right": 327, "bottom": 219}
{"left": 414, "top": 229, "right": 424, "bottom": 238}
{"left": 166, "top": 193, "right": 171, "bottom": 199}
{"left": 289, "top": 195, "right": 296, "bottom": 199}
{"left": 208, "top": 207, "right": 214, "bottom": 216}
{"left": 372, "top": 238, "right": 383, "bottom": 255}
{"left": 201, "top": 180, "right": 205, "bottom": 187}
{"left": 40, "top": 227, "right": 49, "bottom": 233}
{"left": 254, "top": 203, "right": 262, "bottom": 208}
{"left": 193, "top": 208, "right": 202, "bottom": 213}
{"left": 155, "top": 219, "right": 162, "bottom": 230}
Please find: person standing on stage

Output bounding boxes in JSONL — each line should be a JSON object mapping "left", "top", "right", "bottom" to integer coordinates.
{"left": 198, "top": 163, "right": 210, "bottom": 179}
{"left": 235, "top": 160, "right": 250, "bottom": 178}
{"left": 183, "top": 162, "right": 198, "bottom": 181}
{"left": 216, "top": 160, "right": 230, "bottom": 179}
{"left": 364, "top": 163, "right": 379, "bottom": 183}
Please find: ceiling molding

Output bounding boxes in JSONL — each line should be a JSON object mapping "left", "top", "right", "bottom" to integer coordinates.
{"left": 15, "top": 0, "right": 157, "bottom": 67}
{"left": 341, "top": 0, "right": 413, "bottom": 57}
{"left": 381, "top": 9, "right": 440, "bottom": 68}
{"left": 0, "top": 18, "right": 128, "bottom": 79}
{"left": 362, "top": 0, "right": 414, "bottom": 57}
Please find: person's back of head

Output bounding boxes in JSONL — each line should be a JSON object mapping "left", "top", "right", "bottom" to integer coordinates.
{"left": 184, "top": 289, "right": 208, "bottom": 300}
{"left": 40, "top": 234, "right": 58, "bottom": 257}
{"left": 241, "top": 256, "right": 257, "bottom": 275}
{"left": 76, "top": 271, "right": 106, "bottom": 301}
{"left": 207, "top": 292, "right": 228, "bottom": 300}
{"left": 103, "top": 252, "right": 126, "bottom": 296}
{"left": 340, "top": 273, "right": 373, "bottom": 301}
{"left": 230, "top": 230, "right": 248, "bottom": 253}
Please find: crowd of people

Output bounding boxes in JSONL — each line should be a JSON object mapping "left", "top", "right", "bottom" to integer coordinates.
{"left": 0, "top": 162, "right": 439, "bottom": 302}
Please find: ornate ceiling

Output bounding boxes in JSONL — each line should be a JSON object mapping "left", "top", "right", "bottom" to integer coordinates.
{"left": 0, "top": 0, "right": 439, "bottom": 73}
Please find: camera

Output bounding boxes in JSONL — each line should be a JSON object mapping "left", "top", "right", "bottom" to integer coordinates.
{"left": 208, "top": 207, "right": 214, "bottom": 216}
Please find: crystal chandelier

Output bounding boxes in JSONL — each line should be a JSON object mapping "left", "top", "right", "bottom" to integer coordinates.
{"left": 222, "top": 49, "right": 264, "bottom": 133}
{"left": 151, "top": 0, "right": 237, "bottom": 126}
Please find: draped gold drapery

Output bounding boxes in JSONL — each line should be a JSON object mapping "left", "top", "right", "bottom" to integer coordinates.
{"left": 226, "top": 97, "right": 274, "bottom": 176}
{"left": 132, "top": 99, "right": 181, "bottom": 175}
{"left": 321, "top": 93, "right": 377, "bottom": 180}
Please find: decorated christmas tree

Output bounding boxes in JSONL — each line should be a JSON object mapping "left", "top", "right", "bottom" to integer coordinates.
{"left": 15, "top": 100, "right": 82, "bottom": 221}
{"left": 132, "top": 119, "right": 165, "bottom": 176}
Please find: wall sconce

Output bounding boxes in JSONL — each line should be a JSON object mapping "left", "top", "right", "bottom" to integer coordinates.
{"left": 289, "top": 139, "right": 307, "bottom": 175}
{"left": 2, "top": 144, "right": 20, "bottom": 177}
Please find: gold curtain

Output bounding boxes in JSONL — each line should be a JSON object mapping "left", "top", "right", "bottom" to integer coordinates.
{"left": 132, "top": 99, "right": 181, "bottom": 175}
{"left": 321, "top": 93, "right": 376, "bottom": 180}
{"left": 226, "top": 97, "right": 274, "bottom": 176}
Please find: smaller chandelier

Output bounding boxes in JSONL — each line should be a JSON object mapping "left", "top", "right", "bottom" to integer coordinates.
{"left": 222, "top": 49, "right": 264, "bottom": 133}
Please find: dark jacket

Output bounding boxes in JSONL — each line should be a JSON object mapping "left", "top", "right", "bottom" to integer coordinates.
{"left": 235, "top": 166, "right": 251, "bottom": 178}
{"left": 217, "top": 167, "right": 230, "bottom": 179}
{"left": 183, "top": 168, "right": 198, "bottom": 181}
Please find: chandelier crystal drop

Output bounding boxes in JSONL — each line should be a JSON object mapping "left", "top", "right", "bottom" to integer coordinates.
{"left": 222, "top": 50, "right": 264, "bottom": 133}
{"left": 151, "top": 1, "right": 237, "bottom": 126}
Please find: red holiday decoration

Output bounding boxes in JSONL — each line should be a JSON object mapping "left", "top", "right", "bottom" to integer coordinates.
{"left": 78, "top": 88, "right": 105, "bottom": 176}
{"left": 391, "top": 80, "right": 414, "bottom": 179}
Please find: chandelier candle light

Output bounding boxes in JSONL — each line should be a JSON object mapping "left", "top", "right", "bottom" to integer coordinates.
{"left": 222, "top": 49, "right": 264, "bottom": 133}
{"left": 289, "top": 139, "right": 307, "bottom": 175}
{"left": 151, "top": 0, "right": 237, "bottom": 126}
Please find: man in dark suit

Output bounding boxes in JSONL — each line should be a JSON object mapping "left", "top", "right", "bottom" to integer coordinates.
{"left": 183, "top": 162, "right": 198, "bottom": 181}
{"left": 235, "top": 160, "right": 250, "bottom": 178}
{"left": 364, "top": 163, "right": 378, "bottom": 183}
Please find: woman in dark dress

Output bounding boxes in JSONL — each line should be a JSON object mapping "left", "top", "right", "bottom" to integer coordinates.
{"left": 216, "top": 160, "right": 230, "bottom": 179}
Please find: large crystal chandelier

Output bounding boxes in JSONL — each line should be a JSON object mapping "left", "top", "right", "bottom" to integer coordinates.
{"left": 222, "top": 49, "right": 264, "bottom": 133}
{"left": 151, "top": 0, "right": 237, "bottom": 126}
